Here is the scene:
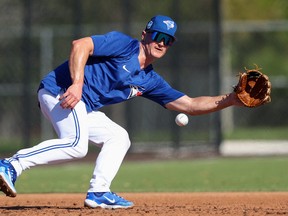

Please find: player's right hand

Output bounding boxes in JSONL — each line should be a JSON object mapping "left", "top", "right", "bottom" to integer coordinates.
{"left": 59, "top": 84, "right": 82, "bottom": 109}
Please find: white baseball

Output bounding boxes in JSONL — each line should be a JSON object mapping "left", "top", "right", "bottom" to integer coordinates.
{"left": 175, "top": 113, "right": 189, "bottom": 126}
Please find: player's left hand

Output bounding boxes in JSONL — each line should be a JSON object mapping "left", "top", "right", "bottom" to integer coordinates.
{"left": 233, "top": 65, "right": 271, "bottom": 108}
{"left": 59, "top": 84, "right": 83, "bottom": 109}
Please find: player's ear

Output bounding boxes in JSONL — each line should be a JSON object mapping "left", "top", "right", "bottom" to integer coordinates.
{"left": 141, "top": 30, "right": 147, "bottom": 41}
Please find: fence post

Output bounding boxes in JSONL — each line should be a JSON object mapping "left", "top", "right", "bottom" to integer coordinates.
{"left": 22, "top": 0, "right": 32, "bottom": 148}
{"left": 170, "top": 0, "right": 181, "bottom": 151}
{"left": 209, "top": 0, "right": 222, "bottom": 153}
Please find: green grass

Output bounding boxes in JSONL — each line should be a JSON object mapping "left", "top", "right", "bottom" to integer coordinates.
{"left": 16, "top": 156, "right": 288, "bottom": 194}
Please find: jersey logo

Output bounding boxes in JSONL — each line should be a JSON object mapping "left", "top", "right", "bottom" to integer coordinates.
{"left": 128, "top": 85, "right": 144, "bottom": 99}
{"left": 122, "top": 65, "right": 131, "bottom": 73}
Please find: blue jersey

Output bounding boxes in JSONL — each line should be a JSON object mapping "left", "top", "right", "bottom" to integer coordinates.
{"left": 39, "top": 31, "right": 184, "bottom": 112}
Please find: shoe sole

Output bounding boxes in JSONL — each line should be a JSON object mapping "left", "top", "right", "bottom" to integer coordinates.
{"left": 84, "top": 199, "right": 133, "bottom": 209}
{"left": 0, "top": 173, "right": 17, "bottom": 197}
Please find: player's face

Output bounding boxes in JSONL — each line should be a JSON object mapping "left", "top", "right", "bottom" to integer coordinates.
{"left": 142, "top": 31, "right": 174, "bottom": 59}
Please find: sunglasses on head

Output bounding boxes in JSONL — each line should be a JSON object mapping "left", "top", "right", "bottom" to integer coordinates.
{"left": 149, "top": 31, "right": 175, "bottom": 46}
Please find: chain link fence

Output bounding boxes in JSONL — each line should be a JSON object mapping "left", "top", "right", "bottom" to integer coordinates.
{"left": 0, "top": 0, "right": 287, "bottom": 156}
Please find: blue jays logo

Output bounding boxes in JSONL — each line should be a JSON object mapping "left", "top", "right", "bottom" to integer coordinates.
{"left": 163, "top": 20, "right": 175, "bottom": 30}
{"left": 128, "top": 85, "right": 143, "bottom": 99}
{"left": 146, "top": 21, "right": 153, "bottom": 29}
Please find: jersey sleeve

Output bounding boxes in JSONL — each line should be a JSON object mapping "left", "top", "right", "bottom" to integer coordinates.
{"left": 91, "top": 31, "right": 137, "bottom": 57}
{"left": 142, "top": 73, "right": 185, "bottom": 107}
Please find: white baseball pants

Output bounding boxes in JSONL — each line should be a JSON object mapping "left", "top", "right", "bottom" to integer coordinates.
{"left": 9, "top": 88, "right": 131, "bottom": 192}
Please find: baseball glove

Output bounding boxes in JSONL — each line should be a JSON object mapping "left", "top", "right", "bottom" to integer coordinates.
{"left": 234, "top": 65, "right": 271, "bottom": 107}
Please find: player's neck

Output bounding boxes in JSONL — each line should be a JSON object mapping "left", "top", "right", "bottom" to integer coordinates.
{"left": 138, "top": 42, "right": 155, "bottom": 69}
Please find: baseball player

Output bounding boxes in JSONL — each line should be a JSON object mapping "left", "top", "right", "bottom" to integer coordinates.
{"left": 0, "top": 15, "right": 242, "bottom": 209}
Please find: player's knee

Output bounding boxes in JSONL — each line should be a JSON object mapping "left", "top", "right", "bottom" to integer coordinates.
{"left": 123, "top": 131, "right": 131, "bottom": 150}
{"left": 76, "top": 140, "right": 89, "bottom": 158}
{"left": 75, "top": 144, "right": 88, "bottom": 158}
{"left": 116, "top": 128, "right": 131, "bottom": 150}
{"left": 67, "top": 138, "right": 88, "bottom": 159}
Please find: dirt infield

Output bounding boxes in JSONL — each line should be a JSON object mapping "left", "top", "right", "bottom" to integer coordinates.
{"left": 1, "top": 192, "right": 288, "bottom": 216}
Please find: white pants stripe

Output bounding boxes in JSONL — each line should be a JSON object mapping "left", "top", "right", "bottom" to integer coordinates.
{"left": 13, "top": 109, "right": 81, "bottom": 159}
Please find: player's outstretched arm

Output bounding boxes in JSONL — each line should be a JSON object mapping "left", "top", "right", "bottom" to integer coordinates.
{"left": 165, "top": 93, "right": 242, "bottom": 116}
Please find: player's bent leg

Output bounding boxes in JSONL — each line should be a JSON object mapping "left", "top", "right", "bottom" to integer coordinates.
{"left": 9, "top": 134, "right": 89, "bottom": 175}
{"left": 0, "top": 89, "right": 89, "bottom": 197}
{"left": 84, "top": 111, "right": 132, "bottom": 207}
{"left": 87, "top": 111, "right": 131, "bottom": 192}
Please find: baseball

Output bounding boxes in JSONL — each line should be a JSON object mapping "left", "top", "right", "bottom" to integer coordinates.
{"left": 175, "top": 113, "right": 189, "bottom": 126}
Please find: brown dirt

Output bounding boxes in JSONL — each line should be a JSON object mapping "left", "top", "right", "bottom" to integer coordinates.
{"left": 1, "top": 192, "right": 288, "bottom": 216}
